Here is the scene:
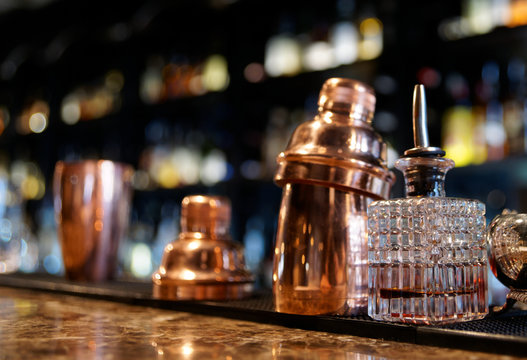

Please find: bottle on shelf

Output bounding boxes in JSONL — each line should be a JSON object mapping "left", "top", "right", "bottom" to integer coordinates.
{"left": 272, "top": 78, "right": 395, "bottom": 315}
{"left": 508, "top": 0, "right": 527, "bottom": 27}
{"left": 367, "top": 85, "right": 488, "bottom": 324}
{"left": 482, "top": 61, "right": 508, "bottom": 161}
{"left": 441, "top": 73, "right": 479, "bottom": 167}
{"left": 502, "top": 58, "right": 526, "bottom": 156}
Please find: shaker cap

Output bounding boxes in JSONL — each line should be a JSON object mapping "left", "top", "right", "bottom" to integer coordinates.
{"left": 180, "top": 195, "right": 230, "bottom": 237}
{"left": 318, "top": 78, "right": 376, "bottom": 122}
{"left": 275, "top": 77, "right": 394, "bottom": 200}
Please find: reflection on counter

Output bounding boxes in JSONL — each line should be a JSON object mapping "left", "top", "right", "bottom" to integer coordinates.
{"left": 3, "top": 287, "right": 516, "bottom": 360}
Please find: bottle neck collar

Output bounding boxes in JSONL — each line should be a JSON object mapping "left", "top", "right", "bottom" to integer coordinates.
{"left": 395, "top": 156, "right": 455, "bottom": 197}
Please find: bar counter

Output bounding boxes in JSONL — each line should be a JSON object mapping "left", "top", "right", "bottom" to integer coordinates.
{"left": 0, "top": 286, "right": 522, "bottom": 359}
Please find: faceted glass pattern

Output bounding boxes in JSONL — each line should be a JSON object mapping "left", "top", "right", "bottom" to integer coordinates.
{"left": 367, "top": 197, "right": 488, "bottom": 324}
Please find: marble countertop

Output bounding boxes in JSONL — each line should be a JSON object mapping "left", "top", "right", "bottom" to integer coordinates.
{"left": 0, "top": 286, "right": 522, "bottom": 360}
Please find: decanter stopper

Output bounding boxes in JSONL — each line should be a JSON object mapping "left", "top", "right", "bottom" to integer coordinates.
{"left": 404, "top": 84, "right": 445, "bottom": 157}
{"left": 395, "top": 85, "right": 454, "bottom": 197}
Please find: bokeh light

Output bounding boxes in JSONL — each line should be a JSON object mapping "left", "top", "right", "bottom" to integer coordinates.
{"left": 10, "top": 161, "right": 46, "bottom": 200}
{"left": 303, "top": 41, "right": 334, "bottom": 71}
{"left": 244, "top": 62, "right": 266, "bottom": 83}
{"left": 200, "top": 149, "right": 228, "bottom": 185}
{"left": 331, "top": 21, "right": 359, "bottom": 65}
{"left": 131, "top": 243, "right": 152, "bottom": 278}
{"left": 358, "top": 18, "right": 383, "bottom": 60}
{"left": 202, "top": 54, "right": 229, "bottom": 92}
{"left": 417, "top": 67, "right": 442, "bottom": 89}
{"left": 16, "top": 100, "right": 49, "bottom": 135}
{"left": 61, "top": 95, "right": 81, "bottom": 125}
{"left": 60, "top": 69, "right": 123, "bottom": 123}
{"left": 28, "top": 112, "right": 47, "bottom": 133}
{"left": 264, "top": 35, "right": 302, "bottom": 77}
{"left": 0, "top": 106, "right": 10, "bottom": 136}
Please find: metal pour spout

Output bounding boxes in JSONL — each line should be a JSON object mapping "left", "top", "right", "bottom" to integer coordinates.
{"left": 404, "top": 84, "right": 445, "bottom": 157}
{"left": 413, "top": 84, "right": 429, "bottom": 148}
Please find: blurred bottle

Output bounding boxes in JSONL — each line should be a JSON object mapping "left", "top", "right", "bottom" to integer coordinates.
{"left": 0, "top": 169, "right": 23, "bottom": 273}
{"left": 465, "top": 70, "right": 494, "bottom": 165}
{"left": 482, "top": 61, "right": 508, "bottom": 161}
{"left": 464, "top": 0, "right": 495, "bottom": 35}
{"left": 442, "top": 106, "right": 476, "bottom": 167}
{"left": 508, "top": 0, "right": 527, "bottom": 27}
{"left": 463, "top": 0, "right": 510, "bottom": 34}
{"left": 502, "top": 58, "right": 526, "bottom": 155}
{"left": 442, "top": 73, "right": 479, "bottom": 166}
{"left": 472, "top": 101, "right": 490, "bottom": 164}
{"left": 262, "top": 107, "right": 298, "bottom": 178}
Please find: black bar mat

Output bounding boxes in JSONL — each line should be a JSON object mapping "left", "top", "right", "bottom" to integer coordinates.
{"left": 0, "top": 273, "right": 525, "bottom": 356}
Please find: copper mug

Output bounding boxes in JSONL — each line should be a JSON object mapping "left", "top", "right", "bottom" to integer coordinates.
{"left": 53, "top": 160, "right": 133, "bottom": 281}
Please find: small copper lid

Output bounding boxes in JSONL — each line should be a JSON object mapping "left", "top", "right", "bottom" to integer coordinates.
{"left": 318, "top": 77, "right": 376, "bottom": 120}
{"left": 152, "top": 195, "right": 254, "bottom": 301}
{"left": 275, "top": 77, "right": 395, "bottom": 199}
{"left": 180, "top": 195, "right": 230, "bottom": 236}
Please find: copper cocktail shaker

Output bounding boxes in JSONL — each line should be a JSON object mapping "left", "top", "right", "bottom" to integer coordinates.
{"left": 152, "top": 195, "right": 254, "bottom": 300}
{"left": 273, "top": 78, "right": 395, "bottom": 315}
{"left": 53, "top": 160, "right": 133, "bottom": 282}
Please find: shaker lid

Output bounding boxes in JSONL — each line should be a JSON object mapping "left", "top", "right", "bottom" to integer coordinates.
{"left": 275, "top": 77, "right": 395, "bottom": 200}
{"left": 318, "top": 78, "right": 376, "bottom": 121}
{"left": 180, "top": 195, "right": 231, "bottom": 237}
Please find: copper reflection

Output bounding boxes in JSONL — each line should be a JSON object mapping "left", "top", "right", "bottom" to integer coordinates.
{"left": 273, "top": 78, "right": 394, "bottom": 315}
{"left": 53, "top": 160, "right": 133, "bottom": 282}
{"left": 152, "top": 195, "right": 253, "bottom": 300}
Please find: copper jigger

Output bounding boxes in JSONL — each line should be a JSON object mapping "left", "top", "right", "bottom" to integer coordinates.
{"left": 53, "top": 160, "right": 133, "bottom": 282}
{"left": 152, "top": 195, "right": 254, "bottom": 300}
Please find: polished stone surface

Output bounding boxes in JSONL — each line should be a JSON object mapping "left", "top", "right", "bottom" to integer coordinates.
{"left": 0, "top": 286, "right": 521, "bottom": 359}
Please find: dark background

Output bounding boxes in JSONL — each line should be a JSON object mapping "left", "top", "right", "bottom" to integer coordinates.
{"left": 0, "top": 0, "right": 526, "bottom": 280}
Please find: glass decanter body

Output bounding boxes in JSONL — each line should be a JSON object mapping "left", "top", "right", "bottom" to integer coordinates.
{"left": 367, "top": 85, "right": 489, "bottom": 324}
{"left": 273, "top": 78, "right": 394, "bottom": 315}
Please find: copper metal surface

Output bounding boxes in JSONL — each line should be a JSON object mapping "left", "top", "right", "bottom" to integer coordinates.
{"left": 275, "top": 78, "right": 394, "bottom": 199}
{"left": 152, "top": 195, "right": 253, "bottom": 300}
{"left": 273, "top": 78, "right": 394, "bottom": 315}
{"left": 53, "top": 160, "right": 133, "bottom": 282}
